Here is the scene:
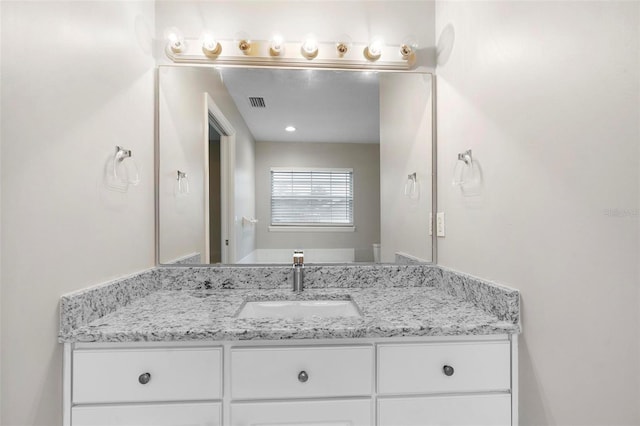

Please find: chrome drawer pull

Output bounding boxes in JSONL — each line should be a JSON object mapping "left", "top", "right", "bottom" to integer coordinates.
{"left": 298, "top": 371, "right": 309, "bottom": 383}
{"left": 138, "top": 372, "right": 151, "bottom": 384}
{"left": 442, "top": 365, "right": 454, "bottom": 376}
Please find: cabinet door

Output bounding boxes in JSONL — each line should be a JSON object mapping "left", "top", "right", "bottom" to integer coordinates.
{"left": 73, "top": 347, "right": 222, "bottom": 404}
{"left": 231, "top": 399, "right": 372, "bottom": 426}
{"left": 378, "top": 394, "right": 511, "bottom": 426}
{"left": 72, "top": 402, "right": 221, "bottom": 426}
{"left": 231, "top": 346, "right": 373, "bottom": 400}
{"left": 378, "top": 341, "right": 510, "bottom": 395}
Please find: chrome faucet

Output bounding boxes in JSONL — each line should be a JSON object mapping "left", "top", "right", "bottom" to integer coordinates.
{"left": 293, "top": 250, "right": 304, "bottom": 292}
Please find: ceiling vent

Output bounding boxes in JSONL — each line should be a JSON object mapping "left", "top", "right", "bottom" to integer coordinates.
{"left": 248, "top": 97, "right": 266, "bottom": 108}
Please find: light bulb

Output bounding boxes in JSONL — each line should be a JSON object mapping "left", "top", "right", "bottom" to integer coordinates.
{"left": 285, "top": 126, "right": 296, "bottom": 132}
{"left": 201, "top": 31, "right": 221, "bottom": 56}
{"left": 235, "top": 31, "right": 252, "bottom": 53}
{"left": 301, "top": 34, "right": 318, "bottom": 59}
{"left": 364, "top": 36, "right": 384, "bottom": 60}
{"left": 336, "top": 34, "right": 353, "bottom": 56}
{"left": 270, "top": 34, "right": 284, "bottom": 56}
{"left": 164, "top": 27, "right": 185, "bottom": 53}
{"left": 400, "top": 35, "right": 418, "bottom": 59}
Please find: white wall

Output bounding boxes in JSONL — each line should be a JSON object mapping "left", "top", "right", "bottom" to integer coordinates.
{"left": 233, "top": 109, "right": 257, "bottom": 263}
{"left": 158, "top": 66, "right": 208, "bottom": 263}
{"left": 254, "top": 142, "right": 380, "bottom": 261}
{"left": 435, "top": 1, "right": 640, "bottom": 424}
{"left": 158, "top": 66, "right": 256, "bottom": 264}
{"left": 154, "top": 0, "right": 436, "bottom": 70}
{"left": 0, "top": 2, "right": 156, "bottom": 424}
{"left": 379, "top": 73, "right": 432, "bottom": 263}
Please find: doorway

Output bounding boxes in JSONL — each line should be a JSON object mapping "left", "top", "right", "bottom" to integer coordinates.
{"left": 203, "top": 93, "right": 236, "bottom": 264}
{"left": 208, "top": 124, "right": 222, "bottom": 263}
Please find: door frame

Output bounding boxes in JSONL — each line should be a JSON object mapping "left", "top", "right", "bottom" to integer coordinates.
{"left": 204, "top": 93, "right": 236, "bottom": 264}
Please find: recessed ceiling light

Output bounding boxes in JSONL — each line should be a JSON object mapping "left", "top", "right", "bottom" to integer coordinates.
{"left": 285, "top": 126, "right": 296, "bottom": 132}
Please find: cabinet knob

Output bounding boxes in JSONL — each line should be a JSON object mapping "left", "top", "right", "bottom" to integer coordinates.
{"left": 138, "top": 372, "right": 151, "bottom": 384}
{"left": 298, "top": 371, "right": 309, "bottom": 383}
{"left": 442, "top": 365, "right": 454, "bottom": 377}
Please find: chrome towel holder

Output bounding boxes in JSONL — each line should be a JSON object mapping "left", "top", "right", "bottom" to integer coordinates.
{"left": 108, "top": 145, "right": 140, "bottom": 191}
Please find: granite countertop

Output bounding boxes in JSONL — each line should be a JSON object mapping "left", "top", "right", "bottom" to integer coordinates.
{"left": 65, "top": 286, "right": 519, "bottom": 343}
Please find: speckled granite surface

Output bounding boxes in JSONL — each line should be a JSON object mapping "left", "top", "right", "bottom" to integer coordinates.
{"left": 156, "top": 264, "right": 439, "bottom": 290}
{"left": 59, "top": 268, "right": 160, "bottom": 338}
{"left": 435, "top": 267, "right": 520, "bottom": 323}
{"left": 59, "top": 264, "right": 520, "bottom": 343}
{"left": 62, "top": 287, "right": 518, "bottom": 342}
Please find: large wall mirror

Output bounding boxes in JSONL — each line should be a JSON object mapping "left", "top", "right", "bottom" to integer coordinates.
{"left": 158, "top": 65, "right": 434, "bottom": 265}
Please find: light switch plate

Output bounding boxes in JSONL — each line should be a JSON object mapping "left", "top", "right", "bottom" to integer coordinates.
{"left": 436, "top": 212, "right": 445, "bottom": 237}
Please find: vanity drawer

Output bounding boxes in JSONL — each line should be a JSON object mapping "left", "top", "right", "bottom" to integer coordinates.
{"left": 378, "top": 394, "right": 511, "bottom": 426}
{"left": 73, "top": 347, "right": 222, "bottom": 404}
{"left": 230, "top": 345, "right": 374, "bottom": 400}
{"left": 230, "top": 398, "right": 372, "bottom": 426}
{"left": 72, "top": 402, "right": 221, "bottom": 426}
{"left": 377, "top": 341, "right": 510, "bottom": 394}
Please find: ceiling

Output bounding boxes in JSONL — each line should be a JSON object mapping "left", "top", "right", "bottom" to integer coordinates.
{"left": 220, "top": 68, "right": 380, "bottom": 144}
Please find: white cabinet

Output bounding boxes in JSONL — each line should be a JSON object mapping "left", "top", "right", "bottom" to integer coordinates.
{"left": 73, "top": 347, "right": 222, "bottom": 404}
{"left": 68, "top": 346, "right": 223, "bottom": 426}
{"left": 72, "top": 402, "right": 222, "bottom": 426}
{"left": 230, "top": 399, "right": 372, "bottom": 426}
{"left": 230, "top": 346, "right": 373, "bottom": 400}
{"left": 377, "top": 341, "right": 511, "bottom": 395}
{"left": 378, "top": 394, "right": 511, "bottom": 426}
{"left": 377, "top": 341, "right": 514, "bottom": 426}
{"left": 65, "top": 336, "right": 516, "bottom": 426}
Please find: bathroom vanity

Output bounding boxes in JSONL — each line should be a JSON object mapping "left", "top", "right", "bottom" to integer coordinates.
{"left": 59, "top": 265, "right": 520, "bottom": 426}
{"left": 54, "top": 28, "right": 521, "bottom": 426}
{"left": 69, "top": 336, "right": 513, "bottom": 426}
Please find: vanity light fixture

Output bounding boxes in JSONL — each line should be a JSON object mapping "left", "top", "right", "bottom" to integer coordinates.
{"left": 364, "top": 37, "right": 384, "bottom": 61}
{"left": 164, "top": 31, "right": 412, "bottom": 70}
{"left": 201, "top": 32, "right": 222, "bottom": 56}
{"left": 164, "top": 27, "right": 185, "bottom": 53}
{"left": 270, "top": 34, "right": 285, "bottom": 56}
{"left": 301, "top": 34, "right": 319, "bottom": 59}
{"left": 285, "top": 126, "right": 296, "bottom": 132}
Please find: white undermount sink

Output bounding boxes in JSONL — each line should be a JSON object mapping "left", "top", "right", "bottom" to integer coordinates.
{"left": 236, "top": 299, "right": 362, "bottom": 319}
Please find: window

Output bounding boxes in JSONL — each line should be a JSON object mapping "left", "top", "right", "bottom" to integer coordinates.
{"left": 271, "top": 168, "right": 354, "bottom": 227}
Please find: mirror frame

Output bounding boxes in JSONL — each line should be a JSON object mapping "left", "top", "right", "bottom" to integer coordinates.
{"left": 154, "top": 64, "right": 438, "bottom": 267}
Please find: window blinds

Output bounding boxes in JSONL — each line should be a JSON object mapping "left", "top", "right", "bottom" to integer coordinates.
{"left": 271, "top": 169, "right": 354, "bottom": 226}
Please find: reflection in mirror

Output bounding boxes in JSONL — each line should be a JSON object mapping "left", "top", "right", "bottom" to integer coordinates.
{"left": 158, "top": 66, "right": 433, "bottom": 265}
